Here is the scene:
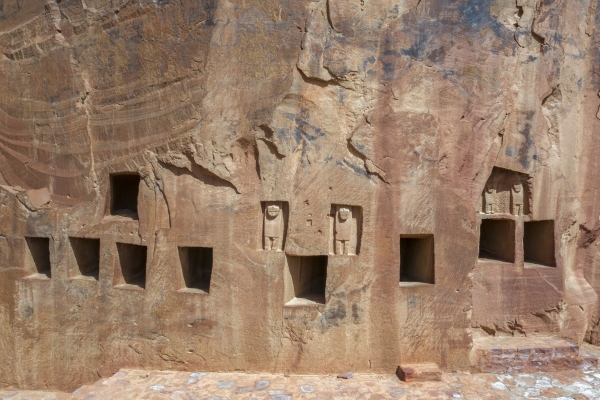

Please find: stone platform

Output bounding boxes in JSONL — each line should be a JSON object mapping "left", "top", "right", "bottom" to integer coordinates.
{"left": 472, "top": 336, "right": 598, "bottom": 374}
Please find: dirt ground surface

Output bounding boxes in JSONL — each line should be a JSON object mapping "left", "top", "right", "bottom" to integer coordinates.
{"left": 4, "top": 362, "right": 600, "bottom": 400}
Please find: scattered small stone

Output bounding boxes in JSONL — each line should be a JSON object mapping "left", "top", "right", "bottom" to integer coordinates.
{"left": 337, "top": 371, "right": 354, "bottom": 379}
{"left": 552, "top": 379, "right": 566, "bottom": 387}
{"left": 534, "top": 377, "right": 553, "bottom": 389}
{"left": 564, "top": 381, "right": 593, "bottom": 393}
{"left": 389, "top": 388, "right": 405, "bottom": 397}
{"left": 149, "top": 384, "right": 165, "bottom": 391}
{"left": 234, "top": 386, "right": 254, "bottom": 394}
{"left": 443, "top": 389, "right": 462, "bottom": 398}
{"left": 255, "top": 380, "right": 270, "bottom": 390}
{"left": 114, "top": 380, "right": 130, "bottom": 387}
{"left": 187, "top": 372, "right": 206, "bottom": 384}
{"left": 217, "top": 380, "right": 236, "bottom": 389}
{"left": 270, "top": 396, "right": 292, "bottom": 400}
{"left": 490, "top": 381, "right": 507, "bottom": 390}
{"left": 523, "top": 388, "right": 541, "bottom": 397}
{"left": 299, "top": 385, "right": 315, "bottom": 393}
{"left": 268, "top": 389, "right": 287, "bottom": 395}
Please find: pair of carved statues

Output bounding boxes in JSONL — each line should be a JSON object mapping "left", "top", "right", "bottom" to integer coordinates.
{"left": 263, "top": 203, "right": 354, "bottom": 255}
{"left": 483, "top": 182, "right": 524, "bottom": 216}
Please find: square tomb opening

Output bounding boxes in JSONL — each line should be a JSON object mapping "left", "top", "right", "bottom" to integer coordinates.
{"left": 178, "top": 246, "right": 213, "bottom": 293}
{"left": 400, "top": 235, "right": 434, "bottom": 284}
{"left": 110, "top": 173, "right": 140, "bottom": 218}
{"left": 286, "top": 255, "right": 327, "bottom": 305}
{"left": 68, "top": 237, "right": 100, "bottom": 279}
{"left": 115, "top": 243, "right": 147, "bottom": 289}
{"left": 524, "top": 220, "right": 555, "bottom": 267}
{"left": 479, "top": 219, "right": 515, "bottom": 263}
{"left": 24, "top": 237, "right": 51, "bottom": 278}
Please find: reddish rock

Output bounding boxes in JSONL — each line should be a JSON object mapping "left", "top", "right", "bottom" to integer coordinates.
{"left": 472, "top": 336, "right": 584, "bottom": 373}
{"left": 26, "top": 188, "right": 51, "bottom": 208}
{"left": 397, "top": 364, "right": 442, "bottom": 382}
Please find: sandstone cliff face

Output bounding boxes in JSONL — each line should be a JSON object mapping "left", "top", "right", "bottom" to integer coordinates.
{"left": 0, "top": 0, "right": 599, "bottom": 391}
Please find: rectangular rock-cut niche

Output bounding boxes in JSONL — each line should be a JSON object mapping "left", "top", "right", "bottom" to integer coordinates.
{"left": 262, "top": 201, "right": 288, "bottom": 251}
{"left": 24, "top": 237, "right": 51, "bottom": 278}
{"left": 478, "top": 219, "right": 515, "bottom": 263}
{"left": 109, "top": 173, "right": 140, "bottom": 218}
{"left": 524, "top": 220, "right": 556, "bottom": 268}
{"left": 178, "top": 246, "right": 213, "bottom": 293}
{"left": 330, "top": 205, "right": 362, "bottom": 255}
{"left": 114, "top": 243, "right": 147, "bottom": 289}
{"left": 285, "top": 255, "right": 327, "bottom": 306}
{"left": 400, "top": 235, "right": 434, "bottom": 284}
{"left": 68, "top": 237, "right": 100, "bottom": 280}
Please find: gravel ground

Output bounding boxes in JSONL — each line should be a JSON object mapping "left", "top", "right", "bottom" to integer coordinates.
{"left": 3, "top": 362, "right": 600, "bottom": 399}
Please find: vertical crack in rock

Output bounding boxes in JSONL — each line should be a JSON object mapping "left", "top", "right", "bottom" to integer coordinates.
{"left": 325, "top": 0, "right": 339, "bottom": 33}
{"left": 145, "top": 152, "right": 173, "bottom": 228}
{"left": 78, "top": 75, "right": 100, "bottom": 199}
{"left": 541, "top": 86, "right": 562, "bottom": 154}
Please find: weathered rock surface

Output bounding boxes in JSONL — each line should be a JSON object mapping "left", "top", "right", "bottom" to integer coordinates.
{"left": 0, "top": 0, "right": 599, "bottom": 392}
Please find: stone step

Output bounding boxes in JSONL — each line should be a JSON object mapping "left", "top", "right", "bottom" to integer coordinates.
{"left": 472, "top": 336, "right": 592, "bottom": 373}
{"left": 396, "top": 363, "right": 442, "bottom": 382}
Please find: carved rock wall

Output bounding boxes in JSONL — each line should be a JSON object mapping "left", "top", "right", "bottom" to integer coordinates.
{"left": 0, "top": 0, "right": 599, "bottom": 391}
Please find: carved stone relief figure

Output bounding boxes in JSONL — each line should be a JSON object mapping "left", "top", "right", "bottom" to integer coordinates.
{"left": 480, "top": 167, "right": 530, "bottom": 216}
{"left": 484, "top": 184, "right": 495, "bottom": 214}
{"left": 264, "top": 202, "right": 283, "bottom": 251}
{"left": 511, "top": 182, "right": 524, "bottom": 216}
{"left": 335, "top": 207, "right": 353, "bottom": 255}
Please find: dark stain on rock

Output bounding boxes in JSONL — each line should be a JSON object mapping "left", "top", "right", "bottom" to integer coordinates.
{"left": 22, "top": 306, "right": 33, "bottom": 318}
{"left": 516, "top": 111, "right": 536, "bottom": 169}
{"left": 407, "top": 295, "right": 419, "bottom": 309}
{"left": 351, "top": 303, "right": 362, "bottom": 323}
{"left": 322, "top": 300, "right": 346, "bottom": 326}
